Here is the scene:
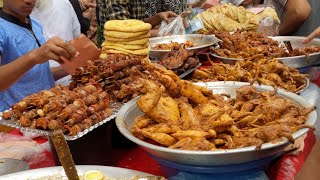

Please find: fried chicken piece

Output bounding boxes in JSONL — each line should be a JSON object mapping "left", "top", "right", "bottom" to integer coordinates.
{"left": 147, "top": 96, "right": 180, "bottom": 124}
{"left": 158, "top": 45, "right": 191, "bottom": 70}
{"left": 142, "top": 130, "right": 177, "bottom": 146}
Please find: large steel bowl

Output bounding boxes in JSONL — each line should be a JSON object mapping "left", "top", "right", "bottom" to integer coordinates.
{"left": 116, "top": 81, "right": 317, "bottom": 166}
{"left": 149, "top": 34, "right": 221, "bottom": 60}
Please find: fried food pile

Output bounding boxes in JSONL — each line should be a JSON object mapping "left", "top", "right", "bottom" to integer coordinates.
{"left": 132, "top": 79, "right": 315, "bottom": 150}
{"left": 196, "top": 4, "right": 280, "bottom": 34}
{"left": 190, "top": 58, "right": 308, "bottom": 93}
{"left": 68, "top": 54, "right": 182, "bottom": 102}
{"left": 100, "top": 19, "right": 151, "bottom": 60}
{"left": 152, "top": 41, "right": 194, "bottom": 50}
{"left": 211, "top": 31, "right": 320, "bottom": 59}
{"left": 157, "top": 45, "right": 200, "bottom": 75}
{"left": 2, "top": 84, "right": 111, "bottom": 136}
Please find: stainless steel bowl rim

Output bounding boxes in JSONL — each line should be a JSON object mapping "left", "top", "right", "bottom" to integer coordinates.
{"left": 116, "top": 81, "right": 317, "bottom": 156}
{"left": 212, "top": 36, "right": 320, "bottom": 60}
{"left": 149, "top": 34, "right": 221, "bottom": 52}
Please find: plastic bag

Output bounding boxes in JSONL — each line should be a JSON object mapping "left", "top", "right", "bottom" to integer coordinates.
{"left": 158, "top": 16, "right": 186, "bottom": 37}
{"left": 257, "top": 16, "right": 279, "bottom": 36}
{"left": 0, "top": 133, "right": 48, "bottom": 166}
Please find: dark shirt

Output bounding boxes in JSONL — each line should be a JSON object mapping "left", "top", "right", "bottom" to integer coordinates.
{"left": 69, "top": 0, "right": 90, "bottom": 35}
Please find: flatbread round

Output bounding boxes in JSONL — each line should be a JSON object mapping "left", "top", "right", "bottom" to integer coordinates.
{"left": 105, "top": 37, "right": 149, "bottom": 45}
{"left": 102, "top": 42, "right": 148, "bottom": 50}
{"left": 102, "top": 47, "right": 149, "bottom": 56}
{"left": 104, "top": 19, "right": 152, "bottom": 32}
{"left": 104, "top": 30, "right": 149, "bottom": 39}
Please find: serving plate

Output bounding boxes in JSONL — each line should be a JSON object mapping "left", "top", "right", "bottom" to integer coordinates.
{"left": 149, "top": 34, "right": 221, "bottom": 60}
{"left": 0, "top": 165, "right": 153, "bottom": 180}
{"left": 116, "top": 81, "right": 317, "bottom": 166}
{"left": 212, "top": 36, "right": 320, "bottom": 68}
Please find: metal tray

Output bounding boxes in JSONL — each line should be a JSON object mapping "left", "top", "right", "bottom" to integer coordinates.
{"left": 0, "top": 165, "right": 153, "bottom": 179}
{"left": 0, "top": 103, "right": 120, "bottom": 141}
{"left": 212, "top": 36, "right": 320, "bottom": 68}
{"left": 116, "top": 81, "right": 317, "bottom": 166}
{"left": 149, "top": 34, "right": 221, "bottom": 60}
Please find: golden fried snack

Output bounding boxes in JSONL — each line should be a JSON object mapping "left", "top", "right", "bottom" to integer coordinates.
{"left": 102, "top": 42, "right": 148, "bottom": 50}
{"left": 147, "top": 96, "right": 180, "bottom": 124}
{"left": 104, "top": 19, "right": 152, "bottom": 32}
{"left": 142, "top": 130, "right": 177, "bottom": 146}
{"left": 102, "top": 48, "right": 149, "bottom": 56}
{"left": 105, "top": 35, "right": 150, "bottom": 43}
{"left": 104, "top": 30, "right": 149, "bottom": 39}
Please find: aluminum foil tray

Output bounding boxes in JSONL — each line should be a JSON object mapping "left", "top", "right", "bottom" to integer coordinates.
{"left": 116, "top": 81, "right": 317, "bottom": 166}
{"left": 0, "top": 103, "right": 121, "bottom": 141}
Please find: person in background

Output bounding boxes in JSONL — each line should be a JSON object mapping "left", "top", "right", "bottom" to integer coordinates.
{"left": 271, "top": 0, "right": 320, "bottom": 36}
{"left": 145, "top": 0, "right": 187, "bottom": 18}
{"left": 31, "top": 0, "right": 81, "bottom": 85}
{"left": 69, "top": 0, "right": 92, "bottom": 35}
{"left": 304, "top": 27, "right": 320, "bottom": 44}
{"left": 96, "top": 0, "right": 178, "bottom": 38}
{"left": 0, "top": 0, "right": 78, "bottom": 111}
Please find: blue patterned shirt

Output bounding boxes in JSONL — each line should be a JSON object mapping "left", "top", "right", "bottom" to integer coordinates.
{"left": 0, "top": 11, "right": 55, "bottom": 111}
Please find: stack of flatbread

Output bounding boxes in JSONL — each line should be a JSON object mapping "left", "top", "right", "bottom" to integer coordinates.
{"left": 100, "top": 19, "right": 152, "bottom": 61}
{"left": 195, "top": 3, "right": 280, "bottom": 34}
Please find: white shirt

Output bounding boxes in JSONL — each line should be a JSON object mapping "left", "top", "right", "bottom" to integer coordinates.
{"left": 31, "top": 0, "right": 81, "bottom": 85}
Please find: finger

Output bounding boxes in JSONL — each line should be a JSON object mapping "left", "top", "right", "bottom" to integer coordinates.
{"left": 303, "top": 28, "right": 320, "bottom": 44}
{"left": 46, "top": 52, "right": 62, "bottom": 64}
{"left": 50, "top": 45, "right": 72, "bottom": 60}
{"left": 167, "top": 11, "right": 178, "bottom": 17}
{"left": 51, "top": 37, "right": 79, "bottom": 59}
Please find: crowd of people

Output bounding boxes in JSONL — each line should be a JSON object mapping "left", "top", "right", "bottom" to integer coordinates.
{"left": 0, "top": 0, "right": 320, "bottom": 112}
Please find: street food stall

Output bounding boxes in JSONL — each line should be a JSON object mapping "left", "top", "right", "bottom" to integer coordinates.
{"left": 0, "top": 3, "right": 320, "bottom": 180}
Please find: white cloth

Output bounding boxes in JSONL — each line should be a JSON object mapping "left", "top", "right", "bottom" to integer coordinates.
{"left": 31, "top": 0, "right": 81, "bottom": 86}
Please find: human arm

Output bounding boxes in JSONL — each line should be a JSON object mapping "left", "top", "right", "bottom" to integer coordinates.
{"left": 279, "top": 0, "right": 311, "bottom": 35}
{"left": 0, "top": 37, "right": 78, "bottom": 92}
{"left": 144, "top": 11, "right": 178, "bottom": 27}
{"left": 303, "top": 27, "right": 320, "bottom": 44}
{"left": 188, "top": 0, "right": 207, "bottom": 8}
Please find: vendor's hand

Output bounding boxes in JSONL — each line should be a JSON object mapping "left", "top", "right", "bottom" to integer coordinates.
{"left": 158, "top": 11, "right": 178, "bottom": 24}
{"left": 33, "top": 37, "right": 79, "bottom": 64}
{"left": 240, "top": 0, "right": 255, "bottom": 6}
{"left": 303, "top": 27, "right": 320, "bottom": 44}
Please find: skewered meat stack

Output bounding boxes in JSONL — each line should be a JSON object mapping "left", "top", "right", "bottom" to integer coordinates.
{"left": 157, "top": 45, "right": 200, "bottom": 75}
{"left": 211, "top": 31, "right": 320, "bottom": 59}
{"left": 190, "top": 58, "right": 308, "bottom": 93}
{"left": 130, "top": 75, "right": 315, "bottom": 150}
{"left": 3, "top": 84, "right": 111, "bottom": 136}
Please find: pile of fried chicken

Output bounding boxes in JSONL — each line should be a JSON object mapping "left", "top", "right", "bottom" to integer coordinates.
{"left": 131, "top": 75, "right": 315, "bottom": 150}
{"left": 69, "top": 53, "right": 199, "bottom": 102}
{"left": 190, "top": 58, "right": 308, "bottom": 93}
{"left": 211, "top": 31, "right": 320, "bottom": 59}
{"left": 157, "top": 45, "right": 200, "bottom": 75}
{"left": 152, "top": 41, "right": 194, "bottom": 50}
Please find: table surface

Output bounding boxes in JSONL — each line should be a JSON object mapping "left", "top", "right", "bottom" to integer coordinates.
{"left": 5, "top": 57, "right": 320, "bottom": 180}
